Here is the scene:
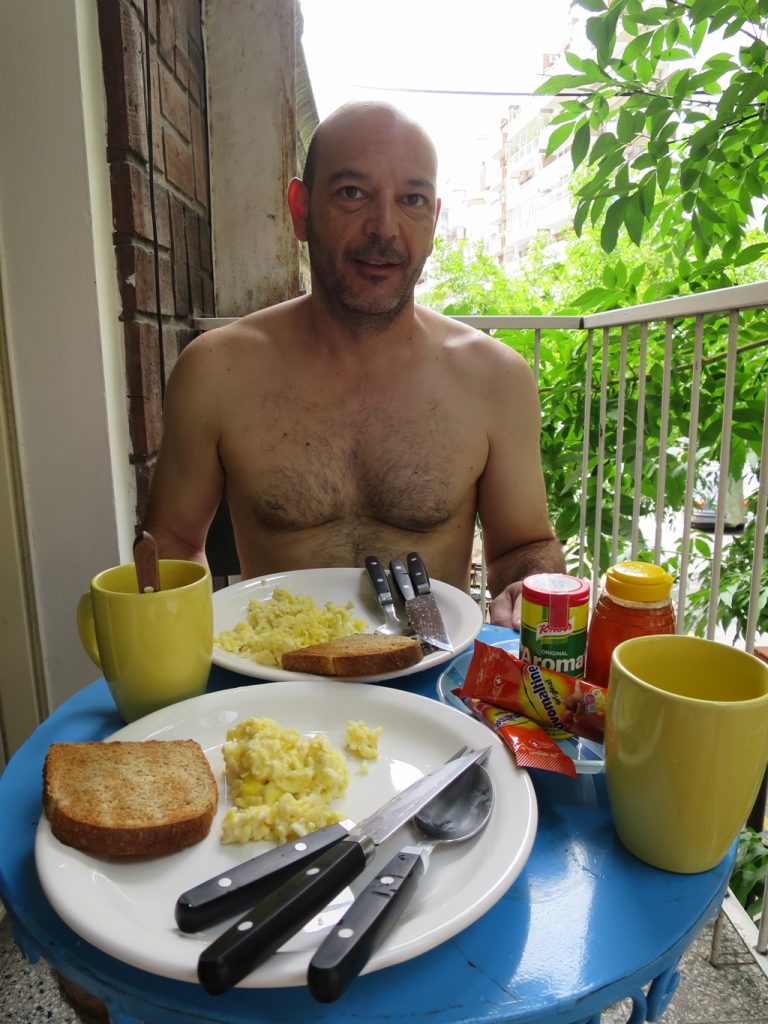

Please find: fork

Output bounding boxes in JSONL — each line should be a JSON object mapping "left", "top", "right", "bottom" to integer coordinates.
{"left": 364, "top": 556, "right": 407, "bottom": 636}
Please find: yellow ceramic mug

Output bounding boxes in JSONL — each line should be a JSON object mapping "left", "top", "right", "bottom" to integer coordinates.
{"left": 77, "top": 560, "right": 213, "bottom": 723}
{"left": 605, "top": 634, "right": 768, "bottom": 873}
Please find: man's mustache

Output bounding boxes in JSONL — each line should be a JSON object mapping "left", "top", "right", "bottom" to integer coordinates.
{"left": 346, "top": 243, "right": 407, "bottom": 265}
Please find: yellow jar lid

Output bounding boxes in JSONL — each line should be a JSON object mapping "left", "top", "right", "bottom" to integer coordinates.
{"left": 605, "top": 561, "right": 674, "bottom": 602}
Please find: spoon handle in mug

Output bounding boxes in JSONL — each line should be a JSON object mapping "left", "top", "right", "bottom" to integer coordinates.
{"left": 133, "top": 531, "right": 160, "bottom": 593}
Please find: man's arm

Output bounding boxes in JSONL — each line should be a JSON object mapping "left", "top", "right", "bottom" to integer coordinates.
{"left": 142, "top": 336, "right": 226, "bottom": 565}
{"left": 475, "top": 342, "right": 565, "bottom": 629}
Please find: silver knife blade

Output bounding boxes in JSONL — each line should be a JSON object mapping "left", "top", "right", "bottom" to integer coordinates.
{"left": 346, "top": 744, "right": 489, "bottom": 845}
{"left": 197, "top": 745, "right": 491, "bottom": 994}
{"left": 389, "top": 555, "right": 453, "bottom": 652}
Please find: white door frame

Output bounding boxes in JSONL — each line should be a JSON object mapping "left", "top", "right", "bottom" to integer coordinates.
{"left": 0, "top": 0, "right": 135, "bottom": 757}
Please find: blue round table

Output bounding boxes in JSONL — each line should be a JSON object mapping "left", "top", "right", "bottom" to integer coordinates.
{"left": 0, "top": 625, "right": 732, "bottom": 1024}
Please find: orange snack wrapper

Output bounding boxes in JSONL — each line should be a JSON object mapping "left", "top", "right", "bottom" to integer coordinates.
{"left": 461, "top": 697, "right": 576, "bottom": 778}
{"left": 456, "top": 641, "right": 606, "bottom": 743}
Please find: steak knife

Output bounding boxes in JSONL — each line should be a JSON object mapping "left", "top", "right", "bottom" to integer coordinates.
{"left": 196, "top": 745, "right": 490, "bottom": 994}
{"left": 389, "top": 553, "right": 453, "bottom": 652}
{"left": 176, "top": 820, "right": 354, "bottom": 932}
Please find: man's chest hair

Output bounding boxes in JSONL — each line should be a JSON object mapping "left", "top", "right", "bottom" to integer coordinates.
{"left": 230, "top": 410, "right": 475, "bottom": 534}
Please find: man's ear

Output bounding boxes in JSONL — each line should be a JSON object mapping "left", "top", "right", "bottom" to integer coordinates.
{"left": 287, "top": 178, "right": 309, "bottom": 241}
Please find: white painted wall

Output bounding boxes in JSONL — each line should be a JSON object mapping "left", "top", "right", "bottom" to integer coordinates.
{"left": 0, "top": 0, "right": 135, "bottom": 736}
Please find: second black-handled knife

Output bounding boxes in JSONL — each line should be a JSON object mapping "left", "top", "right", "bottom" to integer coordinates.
{"left": 196, "top": 746, "right": 490, "bottom": 994}
{"left": 176, "top": 821, "right": 351, "bottom": 932}
{"left": 390, "top": 554, "right": 453, "bottom": 652}
{"left": 307, "top": 846, "right": 425, "bottom": 1002}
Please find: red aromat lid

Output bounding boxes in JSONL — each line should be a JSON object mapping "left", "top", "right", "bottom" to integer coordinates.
{"left": 522, "top": 573, "right": 590, "bottom": 605}
{"left": 522, "top": 574, "right": 590, "bottom": 631}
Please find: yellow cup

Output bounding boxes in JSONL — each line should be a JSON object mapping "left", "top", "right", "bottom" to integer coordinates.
{"left": 77, "top": 560, "right": 213, "bottom": 723}
{"left": 605, "top": 634, "right": 768, "bottom": 873}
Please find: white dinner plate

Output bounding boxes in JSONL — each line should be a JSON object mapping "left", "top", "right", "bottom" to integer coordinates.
{"left": 36, "top": 681, "right": 537, "bottom": 988}
{"left": 436, "top": 636, "right": 606, "bottom": 774}
{"left": 211, "top": 568, "right": 483, "bottom": 682}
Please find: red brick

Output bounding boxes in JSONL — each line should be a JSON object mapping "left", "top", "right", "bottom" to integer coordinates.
{"left": 164, "top": 127, "right": 196, "bottom": 199}
{"left": 175, "top": 41, "right": 191, "bottom": 93}
{"left": 185, "top": 204, "right": 203, "bottom": 314}
{"left": 160, "top": 64, "right": 190, "bottom": 140}
{"left": 190, "top": 104, "right": 208, "bottom": 204}
{"left": 186, "top": 40, "right": 205, "bottom": 107}
{"left": 117, "top": 243, "right": 173, "bottom": 315}
{"left": 198, "top": 213, "right": 212, "bottom": 272}
{"left": 128, "top": 0, "right": 157, "bottom": 39}
{"left": 185, "top": 0, "right": 203, "bottom": 50}
{"left": 97, "top": 0, "right": 149, "bottom": 161}
{"left": 161, "top": 323, "right": 195, "bottom": 380}
{"left": 169, "top": 196, "right": 191, "bottom": 315}
{"left": 124, "top": 320, "right": 164, "bottom": 455}
{"left": 158, "top": 0, "right": 176, "bottom": 65}
{"left": 134, "top": 462, "right": 153, "bottom": 524}
{"left": 110, "top": 162, "right": 171, "bottom": 247}
{"left": 150, "top": 55, "right": 165, "bottom": 171}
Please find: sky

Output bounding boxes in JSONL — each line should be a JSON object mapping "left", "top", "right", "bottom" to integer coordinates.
{"left": 298, "top": 0, "right": 576, "bottom": 196}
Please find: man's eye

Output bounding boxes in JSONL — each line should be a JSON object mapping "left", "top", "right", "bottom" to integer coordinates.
{"left": 403, "top": 194, "right": 427, "bottom": 207}
{"left": 339, "top": 186, "right": 364, "bottom": 199}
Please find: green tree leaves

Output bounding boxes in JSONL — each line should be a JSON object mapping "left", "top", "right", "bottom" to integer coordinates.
{"left": 535, "top": 0, "right": 768, "bottom": 275}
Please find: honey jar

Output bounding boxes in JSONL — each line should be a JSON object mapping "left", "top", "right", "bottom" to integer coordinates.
{"left": 584, "top": 561, "right": 676, "bottom": 687}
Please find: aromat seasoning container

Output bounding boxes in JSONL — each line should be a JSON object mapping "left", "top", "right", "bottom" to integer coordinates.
{"left": 520, "top": 573, "right": 590, "bottom": 678}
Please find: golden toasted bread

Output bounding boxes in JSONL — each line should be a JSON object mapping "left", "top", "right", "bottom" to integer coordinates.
{"left": 43, "top": 739, "right": 218, "bottom": 857}
{"left": 281, "top": 632, "right": 423, "bottom": 676}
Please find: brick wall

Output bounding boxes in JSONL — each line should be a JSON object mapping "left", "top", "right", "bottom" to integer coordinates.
{"left": 96, "top": 0, "right": 214, "bottom": 522}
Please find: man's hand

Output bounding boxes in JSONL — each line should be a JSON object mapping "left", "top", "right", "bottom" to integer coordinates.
{"left": 489, "top": 581, "right": 524, "bottom": 631}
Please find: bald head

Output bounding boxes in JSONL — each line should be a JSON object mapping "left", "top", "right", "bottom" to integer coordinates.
{"left": 302, "top": 102, "right": 438, "bottom": 194}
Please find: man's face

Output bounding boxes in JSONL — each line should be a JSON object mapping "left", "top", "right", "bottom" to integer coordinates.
{"left": 296, "top": 111, "right": 440, "bottom": 328}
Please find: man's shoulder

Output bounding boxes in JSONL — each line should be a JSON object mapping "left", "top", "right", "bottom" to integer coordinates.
{"left": 415, "top": 305, "right": 528, "bottom": 367}
{"left": 179, "top": 296, "right": 308, "bottom": 364}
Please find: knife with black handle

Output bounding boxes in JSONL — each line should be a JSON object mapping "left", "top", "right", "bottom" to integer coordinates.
{"left": 196, "top": 746, "right": 490, "bottom": 994}
{"left": 390, "top": 555, "right": 453, "bottom": 652}
{"left": 175, "top": 821, "right": 351, "bottom": 932}
{"left": 306, "top": 847, "right": 425, "bottom": 1002}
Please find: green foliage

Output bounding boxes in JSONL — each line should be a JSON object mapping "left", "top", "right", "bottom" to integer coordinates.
{"left": 731, "top": 828, "right": 768, "bottom": 922}
{"left": 421, "top": 237, "right": 527, "bottom": 315}
{"left": 419, "top": 0, "right": 768, "bottom": 643}
{"left": 535, "top": 0, "right": 768, "bottom": 280}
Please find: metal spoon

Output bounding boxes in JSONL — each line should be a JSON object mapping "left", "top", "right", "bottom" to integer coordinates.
{"left": 307, "top": 760, "right": 495, "bottom": 1002}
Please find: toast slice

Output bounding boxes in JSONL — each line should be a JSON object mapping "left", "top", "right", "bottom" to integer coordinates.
{"left": 43, "top": 739, "right": 218, "bottom": 857}
{"left": 281, "top": 632, "right": 423, "bottom": 676}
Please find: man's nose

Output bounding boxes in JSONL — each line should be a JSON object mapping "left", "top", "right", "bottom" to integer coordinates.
{"left": 364, "top": 196, "right": 399, "bottom": 240}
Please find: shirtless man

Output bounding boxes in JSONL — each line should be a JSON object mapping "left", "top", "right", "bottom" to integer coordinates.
{"left": 143, "top": 101, "right": 565, "bottom": 628}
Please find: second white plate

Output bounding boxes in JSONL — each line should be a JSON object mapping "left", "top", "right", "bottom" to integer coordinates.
{"left": 211, "top": 568, "right": 483, "bottom": 682}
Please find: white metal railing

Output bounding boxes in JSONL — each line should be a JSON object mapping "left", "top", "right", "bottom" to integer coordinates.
{"left": 457, "top": 281, "right": 768, "bottom": 970}
{"left": 455, "top": 280, "right": 768, "bottom": 655}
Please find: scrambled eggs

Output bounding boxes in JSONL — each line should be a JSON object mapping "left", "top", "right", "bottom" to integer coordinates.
{"left": 220, "top": 716, "right": 382, "bottom": 845}
{"left": 221, "top": 717, "right": 350, "bottom": 844}
{"left": 345, "top": 720, "right": 382, "bottom": 760}
{"left": 215, "top": 587, "right": 366, "bottom": 667}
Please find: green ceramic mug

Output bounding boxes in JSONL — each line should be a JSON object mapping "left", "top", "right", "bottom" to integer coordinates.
{"left": 605, "top": 634, "right": 768, "bottom": 873}
{"left": 77, "top": 560, "right": 213, "bottom": 723}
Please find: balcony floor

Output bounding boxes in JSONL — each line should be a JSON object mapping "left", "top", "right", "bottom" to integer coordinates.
{"left": 1, "top": 908, "right": 767, "bottom": 1023}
